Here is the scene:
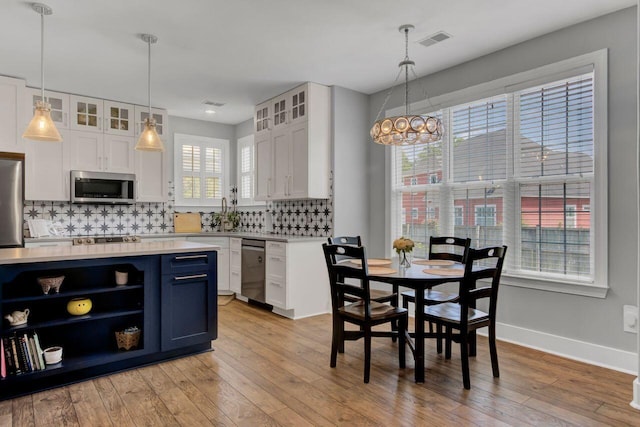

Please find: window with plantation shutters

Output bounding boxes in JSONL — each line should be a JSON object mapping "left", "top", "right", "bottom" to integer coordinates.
{"left": 390, "top": 51, "right": 606, "bottom": 295}
{"left": 174, "top": 133, "right": 229, "bottom": 207}
{"left": 237, "top": 134, "right": 262, "bottom": 206}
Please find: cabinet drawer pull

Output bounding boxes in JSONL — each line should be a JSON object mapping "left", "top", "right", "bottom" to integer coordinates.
{"left": 174, "top": 254, "right": 208, "bottom": 260}
{"left": 175, "top": 273, "right": 208, "bottom": 281}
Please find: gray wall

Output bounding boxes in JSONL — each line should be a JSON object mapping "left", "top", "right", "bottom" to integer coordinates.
{"left": 368, "top": 7, "right": 638, "bottom": 352}
{"left": 331, "top": 86, "right": 370, "bottom": 243}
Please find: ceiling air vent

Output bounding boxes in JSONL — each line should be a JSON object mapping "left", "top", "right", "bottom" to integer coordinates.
{"left": 203, "top": 100, "right": 225, "bottom": 107}
{"left": 418, "top": 31, "right": 452, "bottom": 48}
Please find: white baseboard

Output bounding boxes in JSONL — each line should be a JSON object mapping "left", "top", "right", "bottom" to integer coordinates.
{"left": 476, "top": 322, "right": 638, "bottom": 375}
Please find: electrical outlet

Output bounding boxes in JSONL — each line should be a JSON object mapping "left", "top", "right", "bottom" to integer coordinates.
{"left": 623, "top": 305, "right": 638, "bottom": 333}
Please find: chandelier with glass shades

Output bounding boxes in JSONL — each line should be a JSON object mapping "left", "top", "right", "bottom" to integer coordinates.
{"left": 370, "top": 24, "right": 443, "bottom": 146}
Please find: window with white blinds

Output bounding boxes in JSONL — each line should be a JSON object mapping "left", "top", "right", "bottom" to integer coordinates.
{"left": 237, "top": 134, "right": 262, "bottom": 206}
{"left": 174, "top": 134, "right": 229, "bottom": 207}
{"left": 390, "top": 62, "right": 604, "bottom": 291}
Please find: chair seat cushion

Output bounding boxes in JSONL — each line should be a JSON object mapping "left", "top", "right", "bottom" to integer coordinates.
{"left": 340, "top": 300, "right": 407, "bottom": 320}
{"left": 423, "top": 302, "right": 489, "bottom": 324}
{"left": 401, "top": 289, "right": 459, "bottom": 304}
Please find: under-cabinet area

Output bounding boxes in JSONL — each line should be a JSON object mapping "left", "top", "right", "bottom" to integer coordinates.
{"left": 0, "top": 242, "right": 217, "bottom": 400}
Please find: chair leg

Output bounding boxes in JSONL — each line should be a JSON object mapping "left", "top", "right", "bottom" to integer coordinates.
{"left": 469, "top": 330, "right": 477, "bottom": 357}
{"left": 391, "top": 288, "right": 399, "bottom": 343}
{"left": 330, "top": 317, "right": 340, "bottom": 367}
{"left": 489, "top": 324, "right": 500, "bottom": 378}
{"left": 460, "top": 331, "right": 471, "bottom": 390}
{"left": 364, "top": 325, "right": 372, "bottom": 383}
{"left": 398, "top": 316, "right": 406, "bottom": 369}
{"left": 445, "top": 326, "right": 452, "bottom": 360}
{"left": 338, "top": 319, "right": 345, "bottom": 353}
{"left": 435, "top": 322, "right": 443, "bottom": 354}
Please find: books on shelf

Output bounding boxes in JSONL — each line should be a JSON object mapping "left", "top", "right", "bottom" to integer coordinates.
{"left": 0, "top": 331, "right": 48, "bottom": 376}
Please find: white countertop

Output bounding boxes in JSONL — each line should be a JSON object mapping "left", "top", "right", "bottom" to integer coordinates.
{"left": 25, "top": 232, "right": 327, "bottom": 244}
{"left": 0, "top": 241, "right": 220, "bottom": 265}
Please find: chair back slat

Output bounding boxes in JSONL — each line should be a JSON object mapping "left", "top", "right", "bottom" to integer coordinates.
{"left": 328, "top": 236, "right": 362, "bottom": 263}
{"left": 429, "top": 236, "right": 471, "bottom": 263}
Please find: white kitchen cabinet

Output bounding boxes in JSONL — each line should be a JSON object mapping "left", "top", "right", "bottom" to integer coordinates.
{"left": 0, "top": 76, "right": 25, "bottom": 153}
{"left": 187, "top": 237, "right": 230, "bottom": 294}
{"left": 68, "top": 131, "right": 134, "bottom": 173}
{"left": 25, "top": 129, "right": 70, "bottom": 201}
{"left": 104, "top": 101, "right": 135, "bottom": 136}
{"left": 264, "top": 240, "right": 330, "bottom": 319}
{"left": 135, "top": 149, "right": 167, "bottom": 202}
{"left": 134, "top": 106, "right": 167, "bottom": 137}
{"left": 229, "top": 238, "right": 242, "bottom": 294}
{"left": 70, "top": 95, "right": 103, "bottom": 133}
{"left": 255, "top": 132, "right": 272, "bottom": 200}
{"left": 25, "top": 87, "right": 69, "bottom": 130}
{"left": 253, "top": 82, "right": 330, "bottom": 201}
{"left": 265, "top": 241, "right": 287, "bottom": 308}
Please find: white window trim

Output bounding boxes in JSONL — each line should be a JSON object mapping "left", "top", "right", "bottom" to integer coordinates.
{"left": 385, "top": 49, "right": 608, "bottom": 298}
{"left": 174, "top": 133, "right": 230, "bottom": 208}
{"left": 474, "top": 204, "right": 497, "bottom": 227}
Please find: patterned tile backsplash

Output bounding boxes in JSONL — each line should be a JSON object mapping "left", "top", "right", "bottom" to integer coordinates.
{"left": 24, "top": 184, "right": 333, "bottom": 238}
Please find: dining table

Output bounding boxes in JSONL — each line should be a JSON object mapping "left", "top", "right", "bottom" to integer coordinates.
{"left": 367, "top": 259, "right": 466, "bottom": 383}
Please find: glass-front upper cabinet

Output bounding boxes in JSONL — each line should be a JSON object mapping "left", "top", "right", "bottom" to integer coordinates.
{"left": 25, "top": 88, "right": 69, "bottom": 129}
{"left": 134, "top": 105, "right": 167, "bottom": 137}
{"left": 289, "top": 87, "right": 306, "bottom": 123}
{"left": 104, "top": 101, "right": 134, "bottom": 136}
{"left": 70, "top": 95, "right": 103, "bottom": 132}
{"left": 255, "top": 101, "right": 269, "bottom": 133}
{"left": 271, "top": 96, "right": 287, "bottom": 129}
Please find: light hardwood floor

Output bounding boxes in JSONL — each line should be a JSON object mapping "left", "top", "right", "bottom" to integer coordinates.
{"left": 0, "top": 300, "right": 637, "bottom": 426}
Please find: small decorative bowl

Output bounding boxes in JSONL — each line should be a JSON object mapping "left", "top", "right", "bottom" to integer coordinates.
{"left": 37, "top": 276, "right": 64, "bottom": 294}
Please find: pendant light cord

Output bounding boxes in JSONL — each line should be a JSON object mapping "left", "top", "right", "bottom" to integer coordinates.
{"left": 40, "top": 9, "right": 45, "bottom": 101}
{"left": 404, "top": 26, "right": 410, "bottom": 115}
{"left": 147, "top": 38, "right": 151, "bottom": 117}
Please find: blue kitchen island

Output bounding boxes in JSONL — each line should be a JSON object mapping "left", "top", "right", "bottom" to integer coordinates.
{"left": 0, "top": 241, "right": 218, "bottom": 400}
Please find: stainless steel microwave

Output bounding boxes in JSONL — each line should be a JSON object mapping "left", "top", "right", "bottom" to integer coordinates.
{"left": 70, "top": 170, "right": 136, "bottom": 204}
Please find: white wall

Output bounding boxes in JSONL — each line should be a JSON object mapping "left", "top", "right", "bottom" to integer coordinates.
{"left": 368, "top": 7, "right": 638, "bottom": 358}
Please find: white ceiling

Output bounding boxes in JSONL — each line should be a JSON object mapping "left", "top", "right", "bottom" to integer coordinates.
{"left": 0, "top": 0, "right": 635, "bottom": 125}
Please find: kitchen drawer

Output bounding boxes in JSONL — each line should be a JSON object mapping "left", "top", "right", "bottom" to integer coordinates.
{"left": 230, "top": 237, "right": 241, "bottom": 250}
{"left": 266, "top": 278, "right": 286, "bottom": 308}
{"left": 266, "top": 253, "right": 286, "bottom": 281}
{"left": 266, "top": 241, "right": 286, "bottom": 256}
{"left": 230, "top": 245, "right": 241, "bottom": 270}
{"left": 161, "top": 252, "right": 213, "bottom": 275}
{"left": 230, "top": 268, "right": 241, "bottom": 294}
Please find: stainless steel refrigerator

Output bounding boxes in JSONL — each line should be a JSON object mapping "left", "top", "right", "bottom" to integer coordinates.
{"left": 0, "top": 153, "right": 24, "bottom": 248}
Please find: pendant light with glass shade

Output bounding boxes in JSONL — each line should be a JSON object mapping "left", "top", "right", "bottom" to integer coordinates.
{"left": 23, "top": 3, "right": 62, "bottom": 142}
{"left": 371, "top": 24, "right": 443, "bottom": 146}
{"left": 135, "top": 33, "right": 164, "bottom": 152}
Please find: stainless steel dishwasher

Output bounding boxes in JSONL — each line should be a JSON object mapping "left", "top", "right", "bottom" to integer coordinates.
{"left": 241, "top": 239, "right": 266, "bottom": 303}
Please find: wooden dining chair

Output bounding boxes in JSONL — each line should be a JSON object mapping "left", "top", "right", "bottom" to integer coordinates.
{"left": 322, "top": 243, "right": 408, "bottom": 383}
{"left": 328, "top": 236, "right": 399, "bottom": 304}
{"left": 401, "top": 236, "right": 471, "bottom": 352}
{"left": 328, "top": 236, "right": 400, "bottom": 344}
{"left": 424, "top": 245, "right": 507, "bottom": 389}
